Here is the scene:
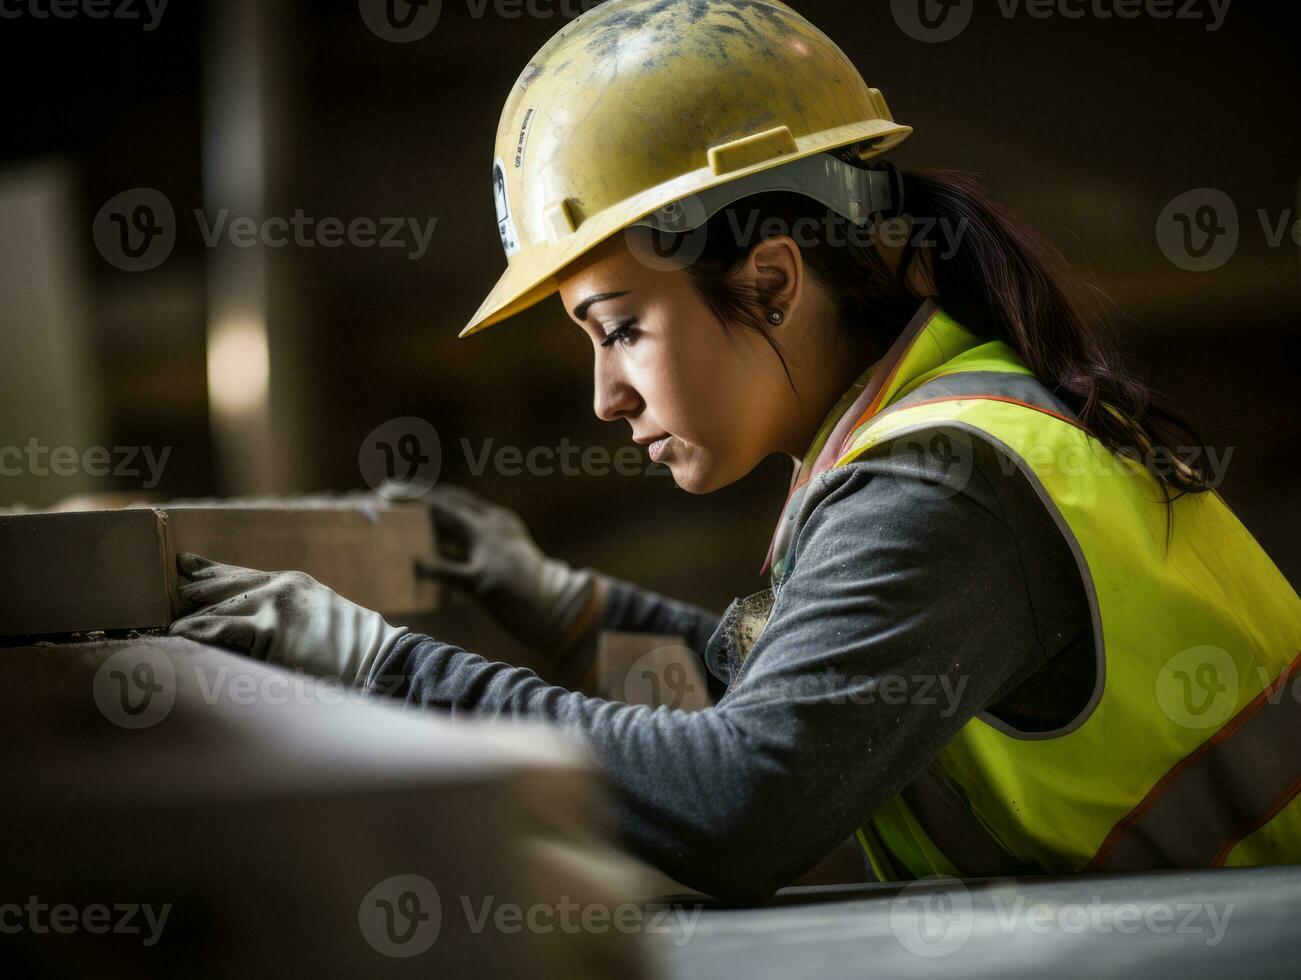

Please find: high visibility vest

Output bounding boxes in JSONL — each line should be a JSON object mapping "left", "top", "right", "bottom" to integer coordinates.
{"left": 762, "top": 300, "right": 1301, "bottom": 879}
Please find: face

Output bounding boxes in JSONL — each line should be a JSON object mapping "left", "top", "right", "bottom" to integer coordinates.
{"left": 557, "top": 235, "right": 797, "bottom": 494}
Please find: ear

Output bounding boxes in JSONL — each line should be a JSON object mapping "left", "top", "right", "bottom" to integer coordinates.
{"left": 744, "top": 235, "right": 803, "bottom": 321}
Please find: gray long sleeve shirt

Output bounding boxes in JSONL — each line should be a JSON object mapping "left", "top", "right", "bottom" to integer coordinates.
{"left": 372, "top": 434, "right": 1093, "bottom": 903}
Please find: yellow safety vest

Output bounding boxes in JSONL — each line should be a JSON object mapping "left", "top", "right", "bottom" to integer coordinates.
{"left": 762, "top": 300, "right": 1301, "bottom": 879}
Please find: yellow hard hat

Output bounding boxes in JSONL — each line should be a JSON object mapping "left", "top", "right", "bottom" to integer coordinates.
{"left": 460, "top": 0, "right": 912, "bottom": 339}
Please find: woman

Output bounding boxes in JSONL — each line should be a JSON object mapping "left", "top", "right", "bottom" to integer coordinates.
{"left": 171, "top": 0, "right": 1301, "bottom": 901}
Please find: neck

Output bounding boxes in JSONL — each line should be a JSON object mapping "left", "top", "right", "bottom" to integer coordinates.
{"left": 776, "top": 331, "right": 884, "bottom": 466}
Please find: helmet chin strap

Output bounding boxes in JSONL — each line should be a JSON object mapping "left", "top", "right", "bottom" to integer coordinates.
{"left": 632, "top": 148, "right": 905, "bottom": 236}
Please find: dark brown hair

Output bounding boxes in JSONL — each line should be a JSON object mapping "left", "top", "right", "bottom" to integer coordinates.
{"left": 651, "top": 167, "right": 1213, "bottom": 500}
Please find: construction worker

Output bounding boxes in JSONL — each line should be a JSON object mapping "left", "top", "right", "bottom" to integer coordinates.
{"left": 171, "top": 0, "right": 1301, "bottom": 901}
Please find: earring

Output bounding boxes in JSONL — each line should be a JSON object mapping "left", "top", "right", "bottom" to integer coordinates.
{"left": 767, "top": 308, "right": 784, "bottom": 325}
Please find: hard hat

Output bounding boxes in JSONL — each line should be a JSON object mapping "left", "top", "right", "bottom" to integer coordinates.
{"left": 460, "top": 0, "right": 912, "bottom": 339}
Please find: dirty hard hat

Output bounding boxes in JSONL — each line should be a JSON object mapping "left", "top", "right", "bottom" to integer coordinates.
{"left": 460, "top": 0, "right": 912, "bottom": 339}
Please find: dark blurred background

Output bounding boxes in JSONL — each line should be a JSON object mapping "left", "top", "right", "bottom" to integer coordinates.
{"left": 1, "top": 0, "right": 1297, "bottom": 620}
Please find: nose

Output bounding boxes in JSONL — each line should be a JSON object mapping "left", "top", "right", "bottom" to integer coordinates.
{"left": 592, "top": 349, "right": 641, "bottom": 423}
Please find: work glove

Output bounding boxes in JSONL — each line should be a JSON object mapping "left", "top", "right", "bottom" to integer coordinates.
{"left": 400, "top": 482, "right": 602, "bottom": 660}
{"left": 168, "top": 553, "right": 409, "bottom": 689}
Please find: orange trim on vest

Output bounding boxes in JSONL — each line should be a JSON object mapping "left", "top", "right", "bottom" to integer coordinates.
{"left": 1211, "top": 776, "right": 1301, "bottom": 867}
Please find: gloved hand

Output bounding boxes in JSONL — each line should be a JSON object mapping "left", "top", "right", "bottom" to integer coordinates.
{"left": 405, "top": 483, "right": 602, "bottom": 658}
{"left": 168, "top": 553, "right": 410, "bottom": 689}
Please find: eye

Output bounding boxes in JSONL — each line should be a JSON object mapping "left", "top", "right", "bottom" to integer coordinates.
{"left": 600, "top": 317, "right": 640, "bottom": 348}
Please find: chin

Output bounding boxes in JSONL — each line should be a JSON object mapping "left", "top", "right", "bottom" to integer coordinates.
{"left": 669, "top": 460, "right": 740, "bottom": 495}
{"left": 675, "top": 476, "right": 713, "bottom": 495}
{"left": 663, "top": 460, "right": 706, "bottom": 495}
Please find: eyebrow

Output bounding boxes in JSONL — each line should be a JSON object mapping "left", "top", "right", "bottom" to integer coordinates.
{"left": 572, "top": 291, "right": 629, "bottom": 322}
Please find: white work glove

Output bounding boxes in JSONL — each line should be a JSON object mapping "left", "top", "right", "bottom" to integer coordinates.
{"left": 403, "top": 483, "right": 601, "bottom": 658}
{"left": 168, "top": 552, "right": 410, "bottom": 689}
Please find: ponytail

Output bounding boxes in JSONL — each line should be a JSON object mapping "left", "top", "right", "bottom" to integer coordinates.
{"left": 898, "top": 170, "right": 1210, "bottom": 497}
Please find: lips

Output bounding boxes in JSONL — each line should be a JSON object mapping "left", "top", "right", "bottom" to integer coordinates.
{"left": 633, "top": 432, "right": 672, "bottom": 462}
{"left": 647, "top": 436, "right": 672, "bottom": 462}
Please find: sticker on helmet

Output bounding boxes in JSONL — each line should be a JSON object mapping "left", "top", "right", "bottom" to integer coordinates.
{"left": 493, "top": 158, "right": 520, "bottom": 257}
{"left": 513, "top": 107, "right": 535, "bottom": 169}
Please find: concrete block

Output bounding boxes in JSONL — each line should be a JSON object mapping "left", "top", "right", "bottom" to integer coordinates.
{"left": 0, "top": 499, "right": 440, "bottom": 637}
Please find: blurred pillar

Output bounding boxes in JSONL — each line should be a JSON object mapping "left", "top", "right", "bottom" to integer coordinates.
{"left": 201, "top": 0, "right": 307, "bottom": 495}
{"left": 0, "top": 163, "right": 101, "bottom": 509}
